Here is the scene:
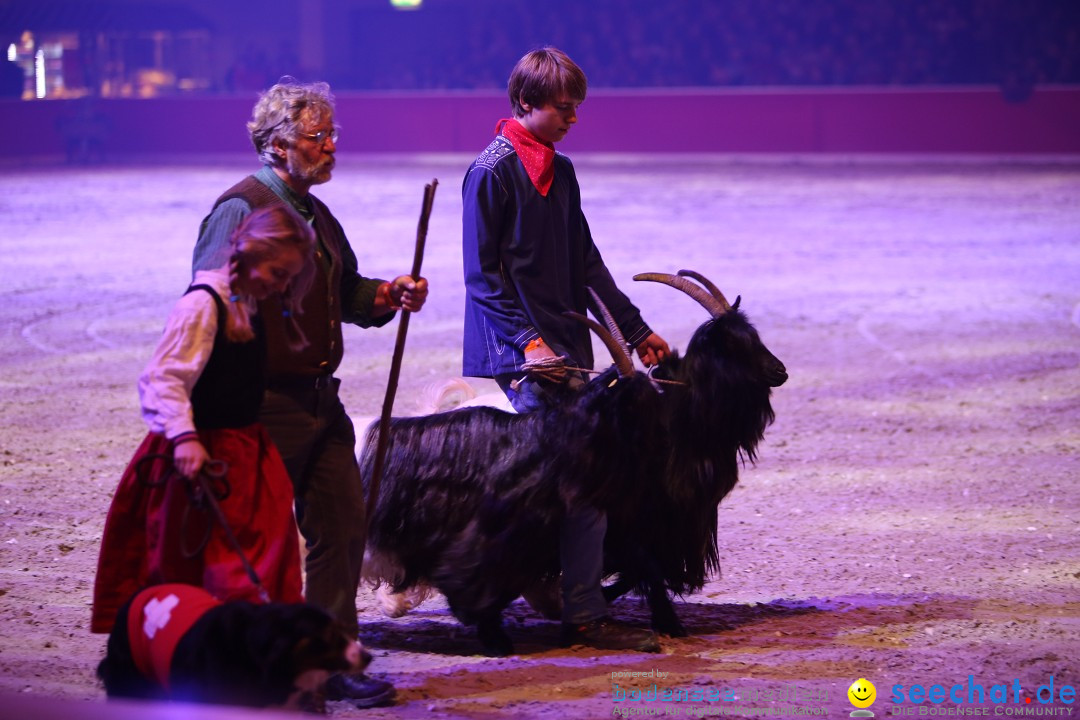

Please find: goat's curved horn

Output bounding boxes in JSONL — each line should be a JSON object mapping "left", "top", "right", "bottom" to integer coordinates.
{"left": 676, "top": 269, "right": 733, "bottom": 311}
{"left": 587, "top": 287, "right": 631, "bottom": 358}
{"left": 563, "top": 311, "right": 634, "bottom": 377}
{"left": 633, "top": 272, "right": 727, "bottom": 318}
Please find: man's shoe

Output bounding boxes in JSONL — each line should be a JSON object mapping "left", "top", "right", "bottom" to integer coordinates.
{"left": 561, "top": 617, "right": 661, "bottom": 653}
{"left": 324, "top": 672, "right": 397, "bottom": 709}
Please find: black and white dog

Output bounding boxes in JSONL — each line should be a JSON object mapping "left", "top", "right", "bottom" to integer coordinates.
{"left": 98, "top": 584, "right": 366, "bottom": 713}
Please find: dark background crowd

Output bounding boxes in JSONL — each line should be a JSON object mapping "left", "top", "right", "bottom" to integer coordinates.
{"left": 341, "top": 0, "right": 1079, "bottom": 92}
{"left": 2, "top": 0, "right": 1077, "bottom": 102}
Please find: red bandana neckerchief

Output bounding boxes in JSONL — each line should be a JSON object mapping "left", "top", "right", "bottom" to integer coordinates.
{"left": 497, "top": 118, "right": 555, "bottom": 196}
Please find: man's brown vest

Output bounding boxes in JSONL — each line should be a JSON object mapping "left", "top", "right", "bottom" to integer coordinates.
{"left": 212, "top": 176, "right": 346, "bottom": 377}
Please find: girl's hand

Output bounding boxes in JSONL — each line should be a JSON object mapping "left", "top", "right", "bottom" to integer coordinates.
{"left": 174, "top": 439, "right": 209, "bottom": 478}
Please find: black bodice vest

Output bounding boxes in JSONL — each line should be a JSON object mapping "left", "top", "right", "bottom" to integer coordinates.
{"left": 186, "top": 284, "right": 265, "bottom": 429}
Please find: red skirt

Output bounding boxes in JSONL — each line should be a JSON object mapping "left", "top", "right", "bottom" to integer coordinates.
{"left": 91, "top": 425, "right": 303, "bottom": 633}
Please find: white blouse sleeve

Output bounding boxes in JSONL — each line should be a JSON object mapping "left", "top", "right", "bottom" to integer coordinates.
{"left": 137, "top": 290, "right": 220, "bottom": 439}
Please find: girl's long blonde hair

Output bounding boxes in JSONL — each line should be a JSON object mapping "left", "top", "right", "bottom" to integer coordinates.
{"left": 225, "top": 204, "right": 315, "bottom": 350}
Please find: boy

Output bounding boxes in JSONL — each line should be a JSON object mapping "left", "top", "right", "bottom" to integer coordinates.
{"left": 461, "top": 46, "right": 669, "bottom": 651}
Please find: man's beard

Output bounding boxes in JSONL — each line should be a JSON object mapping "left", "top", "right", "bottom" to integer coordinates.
{"left": 286, "top": 151, "right": 334, "bottom": 187}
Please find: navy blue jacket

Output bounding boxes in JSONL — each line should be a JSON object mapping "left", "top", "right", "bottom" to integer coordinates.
{"left": 462, "top": 135, "right": 652, "bottom": 377}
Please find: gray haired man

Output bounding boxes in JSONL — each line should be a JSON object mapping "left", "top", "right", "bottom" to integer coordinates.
{"left": 192, "top": 78, "right": 428, "bottom": 708}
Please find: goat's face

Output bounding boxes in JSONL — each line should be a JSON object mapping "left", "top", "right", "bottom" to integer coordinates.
{"left": 688, "top": 309, "right": 788, "bottom": 389}
{"left": 632, "top": 270, "right": 787, "bottom": 389}
{"left": 655, "top": 305, "right": 784, "bottom": 465}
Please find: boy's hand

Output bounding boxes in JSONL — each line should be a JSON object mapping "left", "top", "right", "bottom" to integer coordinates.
{"left": 635, "top": 333, "right": 670, "bottom": 367}
{"left": 523, "top": 337, "right": 568, "bottom": 383}
{"left": 524, "top": 336, "right": 557, "bottom": 363}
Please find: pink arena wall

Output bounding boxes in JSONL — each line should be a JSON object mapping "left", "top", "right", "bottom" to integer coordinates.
{"left": 2, "top": 86, "right": 1078, "bottom": 160}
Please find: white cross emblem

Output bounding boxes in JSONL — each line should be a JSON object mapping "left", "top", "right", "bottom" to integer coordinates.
{"left": 142, "top": 593, "right": 180, "bottom": 639}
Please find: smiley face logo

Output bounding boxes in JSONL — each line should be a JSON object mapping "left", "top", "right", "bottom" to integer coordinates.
{"left": 848, "top": 678, "right": 876, "bottom": 708}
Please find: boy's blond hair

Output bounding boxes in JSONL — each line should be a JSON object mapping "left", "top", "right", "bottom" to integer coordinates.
{"left": 508, "top": 46, "right": 587, "bottom": 117}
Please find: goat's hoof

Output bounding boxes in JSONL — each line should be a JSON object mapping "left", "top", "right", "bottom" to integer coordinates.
{"left": 657, "top": 624, "right": 689, "bottom": 638}
{"left": 477, "top": 624, "right": 514, "bottom": 657}
{"left": 481, "top": 642, "right": 514, "bottom": 657}
{"left": 478, "top": 635, "right": 514, "bottom": 657}
{"left": 375, "top": 584, "right": 432, "bottom": 618}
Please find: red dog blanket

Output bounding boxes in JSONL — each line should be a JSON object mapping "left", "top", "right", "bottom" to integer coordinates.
{"left": 127, "top": 584, "right": 222, "bottom": 689}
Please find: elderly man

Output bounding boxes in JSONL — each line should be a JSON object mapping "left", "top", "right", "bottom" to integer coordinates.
{"left": 192, "top": 78, "right": 427, "bottom": 708}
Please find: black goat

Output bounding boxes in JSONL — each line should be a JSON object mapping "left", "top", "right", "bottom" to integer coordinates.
{"left": 598, "top": 270, "right": 788, "bottom": 636}
{"left": 360, "top": 269, "right": 786, "bottom": 653}
{"left": 359, "top": 324, "right": 664, "bottom": 656}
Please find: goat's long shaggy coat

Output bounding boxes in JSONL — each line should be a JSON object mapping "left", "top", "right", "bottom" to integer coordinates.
{"left": 361, "top": 369, "right": 663, "bottom": 649}
{"left": 362, "top": 272, "right": 787, "bottom": 651}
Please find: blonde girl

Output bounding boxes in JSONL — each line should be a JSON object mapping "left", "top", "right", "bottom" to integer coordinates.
{"left": 92, "top": 205, "right": 315, "bottom": 633}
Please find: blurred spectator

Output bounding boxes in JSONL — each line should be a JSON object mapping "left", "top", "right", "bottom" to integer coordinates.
{"left": 56, "top": 98, "right": 111, "bottom": 164}
{"left": 0, "top": 60, "right": 24, "bottom": 98}
{"left": 226, "top": 46, "right": 273, "bottom": 93}
{"left": 339, "top": 0, "right": 1079, "bottom": 92}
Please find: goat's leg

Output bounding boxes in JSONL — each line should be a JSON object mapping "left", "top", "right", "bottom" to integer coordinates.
{"left": 607, "top": 546, "right": 688, "bottom": 636}
{"left": 475, "top": 610, "right": 514, "bottom": 657}
{"left": 646, "top": 581, "right": 687, "bottom": 637}
{"left": 601, "top": 573, "right": 687, "bottom": 636}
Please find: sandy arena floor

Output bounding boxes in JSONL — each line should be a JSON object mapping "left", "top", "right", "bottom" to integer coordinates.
{"left": 0, "top": 153, "right": 1078, "bottom": 718}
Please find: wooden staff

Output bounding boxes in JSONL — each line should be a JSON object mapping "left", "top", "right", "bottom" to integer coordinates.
{"left": 365, "top": 179, "right": 438, "bottom": 522}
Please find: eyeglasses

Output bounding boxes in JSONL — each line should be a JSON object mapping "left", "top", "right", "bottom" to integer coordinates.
{"left": 298, "top": 128, "right": 339, "bottom": 146}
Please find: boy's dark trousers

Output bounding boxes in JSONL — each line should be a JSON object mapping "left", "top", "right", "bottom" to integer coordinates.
{"left": 495, "top": 373, "right": 609, "bottom": 624}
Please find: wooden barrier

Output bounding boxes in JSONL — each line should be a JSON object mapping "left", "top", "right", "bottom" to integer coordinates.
{"left": 1, "top": 86, "right": 1077, "bottom": 161}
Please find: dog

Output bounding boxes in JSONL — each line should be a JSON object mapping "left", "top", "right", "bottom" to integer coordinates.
{"left": 97, "top": 583, "right": 367, "bottom": 713}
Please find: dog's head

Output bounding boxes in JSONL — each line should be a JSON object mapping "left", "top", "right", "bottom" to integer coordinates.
{"left": 246, "top": 603, "right": 368, "bottom": 713}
